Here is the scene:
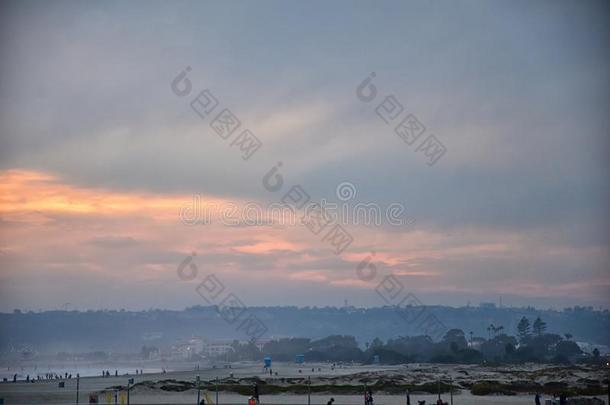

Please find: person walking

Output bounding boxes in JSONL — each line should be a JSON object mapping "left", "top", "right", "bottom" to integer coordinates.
{"left": 327, "top": 398, "right": 335, "bottom": 405}
{"left": 535, "top": 392, "right": 541, "bottom": 405}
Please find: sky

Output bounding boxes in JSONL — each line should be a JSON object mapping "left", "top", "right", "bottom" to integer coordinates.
{"left": 0, "top": 0, "right": 608, "bottom": 312}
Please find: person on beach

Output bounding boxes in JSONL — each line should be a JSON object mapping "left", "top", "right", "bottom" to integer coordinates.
{"left": 406, "top": 389, "right": 411, "bottom": 405}
{"left": 535, "top": 392, "right": 541, "bottom": 405}
{"left": 327, "top": 398, "right": 335, "bottom": 405}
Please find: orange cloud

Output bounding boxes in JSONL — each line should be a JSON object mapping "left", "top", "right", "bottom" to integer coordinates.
{"left": 0, "top": 169, "right": 224, "bottom": 222}
{"left": 329, "top": 278, "right": 373, "bottom": 288}
{"left": 289, "top": 270, "right": 328, "bottom": 283}
{"left": 233, "top": 239, "right": 302, "bottom": 255}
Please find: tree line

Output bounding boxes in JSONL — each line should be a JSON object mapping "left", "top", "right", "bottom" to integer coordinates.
{"left": 225, "top": 316, "right": 604, "bottom": 365}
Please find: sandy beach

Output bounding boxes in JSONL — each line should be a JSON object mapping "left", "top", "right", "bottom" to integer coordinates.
{"left": 1, "top": 362, "right": 607, "bottom": 404}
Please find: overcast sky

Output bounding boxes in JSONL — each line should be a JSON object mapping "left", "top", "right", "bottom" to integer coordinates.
{"left": 0, "top": 0, "right": 608, "bottom": 311}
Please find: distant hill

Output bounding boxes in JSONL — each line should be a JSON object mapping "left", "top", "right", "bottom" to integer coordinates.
{"left": 0, "top": 305, "right": 607, "bottom": 354}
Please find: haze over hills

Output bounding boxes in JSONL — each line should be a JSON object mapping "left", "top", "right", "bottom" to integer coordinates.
{"left": 1, "top": 305, "right": 608, "bottom": 355}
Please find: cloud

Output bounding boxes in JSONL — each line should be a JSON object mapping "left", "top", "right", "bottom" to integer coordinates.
{"left": 84, "top": 236, "right": 139, "bottom": 249}
{"left": 0, "top": 1, "right": 608, "bottom": 310}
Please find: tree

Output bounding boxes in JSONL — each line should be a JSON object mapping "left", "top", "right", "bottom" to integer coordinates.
{"left": 369, "top": 337, "right": 383, "bottom": 349}
{"left": 527, "top": 333, "right": 562, "bottom": 361}
{"left": 487, "top": 324, "right": 494, "bottom": 339}
{"left": 532, "top": 317, "right": 547, "bottom": 336}
{"left": 487, "top": 324, "right": 505, "bottom": 339}
{"left": 517, "top": 317, "right": 531, "bottom": 342}
{"left": 480, "top": 334, "right": 517, "bottom": 361}
{"left": 555, "top": 340, "right": 582, "bottom": 359}
{"left": 442, "top": 329, "right": 468, "bottom": 350}
{"left": 592, "top": 348, "right": 600, "bottom": 358}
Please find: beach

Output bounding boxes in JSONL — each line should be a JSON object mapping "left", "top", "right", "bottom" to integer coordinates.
{"left": 1, "top": 362, "right": 607, "bottom": 404}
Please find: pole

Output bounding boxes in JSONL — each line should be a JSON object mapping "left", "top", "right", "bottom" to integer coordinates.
{"left": 76, "top": 374, "right": 80, "bottom": 405}
{"left": 450, "top": 379, "right": 453, "bottom": 405}
{"left": 127, "top": 377, "right": 134, "bottom": 405}
{"left": 215, "top": 376, "right": 218, "bottom": 405}
{"left": 307, "top": 376, "right": 311, "bottom": 405}
{"left": 196, "top": 375, "right": 200, "bottom": 405}
{"left": 364, "top": 384, "right": 366, "bottom": 405}
{"left": 437, "top": 379, "right": 441, "bottom": 400}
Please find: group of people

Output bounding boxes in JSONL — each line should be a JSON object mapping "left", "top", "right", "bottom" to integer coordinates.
{"left": 8, "top": 372, "right": 75, "bottom": 383}
{"left": 364, "top": 388, "right": 374, "bottom": 405}
{"left": 100, "top": 369, "right": 144, "bottom": 377}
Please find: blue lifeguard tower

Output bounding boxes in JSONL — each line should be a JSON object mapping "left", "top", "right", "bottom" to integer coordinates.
{"left": 264, "top": 356, "right": 272, "bottom": 368}
{"left": 295, "top": 354, "right": 305, "bottom": 364}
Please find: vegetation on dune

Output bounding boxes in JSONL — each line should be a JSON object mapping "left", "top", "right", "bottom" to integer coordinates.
{"left": 116, "top": 374, "right": 607, "bottom": 397}
{"left": 122, "top": 378, "right": 458, "bottom": 395}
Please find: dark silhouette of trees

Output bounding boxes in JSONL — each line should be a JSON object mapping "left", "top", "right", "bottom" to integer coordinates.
{"left": 442, "top": 329, "right": 468, "bottom": 350}
{"left": 533, "top": 316, "right": 547, "bottom": 336}
{"left": 480, "top": 334, "right": 517, "bottom": 362}
{"left": 487, "top": 324, "right": 505, "bottom": 339}
{"left": 137, "top": 329, "right": 594, "bottom": 365}
{"left": 517, "top": 317, "right": 531, "bottom": 342}
{"left": 554, "top": 340, "right": 582, "bottom": 359}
